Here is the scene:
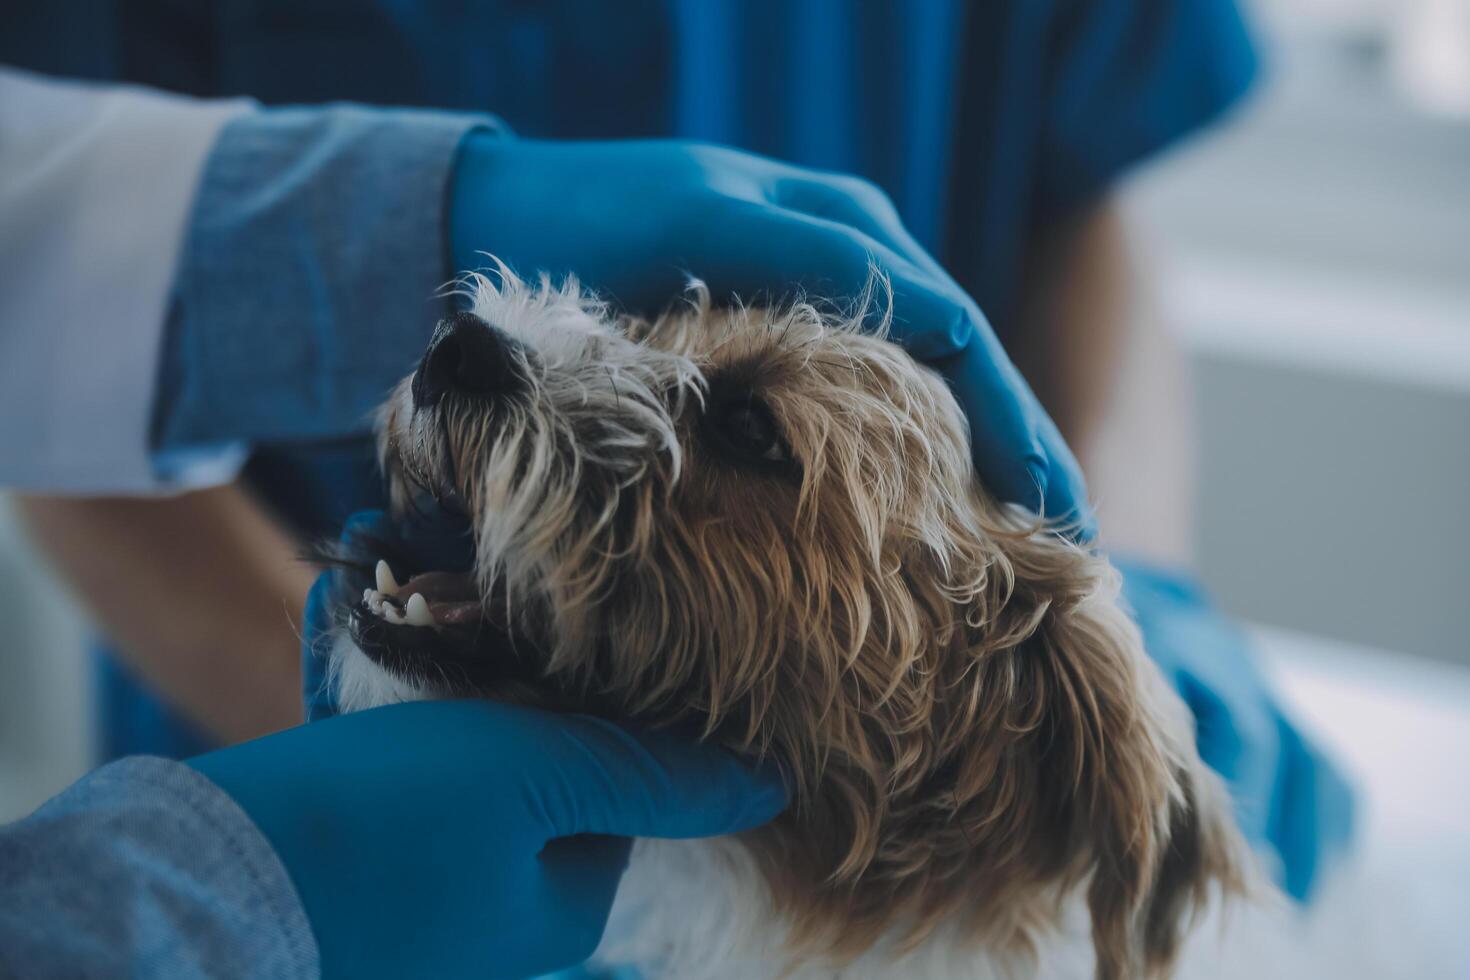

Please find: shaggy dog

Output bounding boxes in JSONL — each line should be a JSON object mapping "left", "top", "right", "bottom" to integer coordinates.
{"left": 319, "top": 268, "right": 1248, "bottom": 979}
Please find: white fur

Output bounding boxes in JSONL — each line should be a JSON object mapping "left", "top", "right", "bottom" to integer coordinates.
{"left": 597, "top": 836, "right": 1419, "bottom": 980}
{"left": 326, "top": 634, "right": 433, "bottom": 711}
{"left": 597, "top": 837, "right": 1096, "bottom": 979}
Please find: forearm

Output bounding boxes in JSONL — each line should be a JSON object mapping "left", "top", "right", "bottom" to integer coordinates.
{"left": 15, "top": 484, "right": 314, "bottom": 744}
{"left": 1011, "top": 198, "right": 1194, "bottom": 564}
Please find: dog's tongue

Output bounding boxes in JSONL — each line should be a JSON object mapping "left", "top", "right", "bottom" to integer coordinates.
{"left": 404, "top": 571, "right": 483, "bottom": 625}
{"left": 395, "top": 570, "right": 476, "bottom": 602}
{"left": 375, "top": 561, "right": 484, "bottom": 625}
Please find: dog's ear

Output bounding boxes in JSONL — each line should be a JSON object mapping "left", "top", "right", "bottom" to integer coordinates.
{"left": 963, "top": 531, "right": 1247, "bottom": 979}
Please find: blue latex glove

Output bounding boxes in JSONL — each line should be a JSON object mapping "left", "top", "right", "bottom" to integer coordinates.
{"left": 451, "top": 136, "right": 1090, "bottom": 535}
{"left": 189, "top": 705, "right": 782, "bottom": 979}
{"left": 190, "top": 510, "right": 787, "bottom": 980}
{"left": 1116, "top": 558, "right": 1355, "bottom": 901}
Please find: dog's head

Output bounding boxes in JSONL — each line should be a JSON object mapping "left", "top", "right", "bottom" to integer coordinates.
{"left": 335, "top": 269, "right": 1244, "bottom": 978}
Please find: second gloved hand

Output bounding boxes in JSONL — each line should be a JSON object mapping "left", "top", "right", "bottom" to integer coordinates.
{"left": 450, "top": 136, "right": 1089, "bottom": 534}
{"left": 190, "top": 703, "right": 784, "bottom": 980}
{"left": 1117, "top": 557, "right": 1355, "bottom": 902}
{"left": 194, "top": 508, "right": 787, "bottom": 980}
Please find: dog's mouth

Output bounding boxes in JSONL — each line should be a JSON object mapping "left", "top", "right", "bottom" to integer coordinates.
{"left": 361, "top": 559, "right": 482, "bottom": 628}
{"left": 345, "top": 554, "right": 546, "bottom": 695}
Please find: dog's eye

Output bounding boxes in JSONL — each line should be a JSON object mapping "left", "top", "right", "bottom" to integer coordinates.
{"left": 704, "top": 383, "right": 794, "bottom": 469}
{"left": 721, "top": 402, "right": 785, "bottom": 461}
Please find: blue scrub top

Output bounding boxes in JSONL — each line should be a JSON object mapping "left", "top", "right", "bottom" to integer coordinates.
{"left": 1, "top": 0, "right": 1256, "bottom": 759}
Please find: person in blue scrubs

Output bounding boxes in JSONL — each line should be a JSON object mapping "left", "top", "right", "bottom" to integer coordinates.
{"left": 1, "top": 33, "right": 1086, "bottom": 974}
{"left": 1, "top": 3, "right": 1350, "bottom": 969}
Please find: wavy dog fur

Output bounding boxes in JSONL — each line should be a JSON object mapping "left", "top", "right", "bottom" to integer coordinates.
{"left": 345, "top": 267, "right": 1248, "bottom": 978}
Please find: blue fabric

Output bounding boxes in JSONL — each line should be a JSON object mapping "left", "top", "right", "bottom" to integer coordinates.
{"left": 153, "top": 104, "right": 499, "bottom": 453}
{"left": 0, "top": 0, "right": 1256, "bottom": 333}
{"left": 0, "top": 757, "right": 317, "bottom": 979}
{"left": 539, "top": 968, "right": 641, "bottom": 980}
{"left": 95, "top": 655, "right": 215, "bottom": 761}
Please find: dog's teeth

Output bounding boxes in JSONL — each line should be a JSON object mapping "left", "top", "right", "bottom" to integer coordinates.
{"left": 375, "top": 560, "right": 399, "bottom": 594}
{"left": 364, "top": 589, "right": 391, "bottom": 618}
{"left": 404, "top": 593, "right": 435, "bottom": 627}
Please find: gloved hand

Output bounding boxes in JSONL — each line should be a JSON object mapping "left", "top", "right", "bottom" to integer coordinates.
{"left": 191, "top": 508, "right": 787, "bottom": 980}
{"left": 451, "top": 136, "right": 1090, "bottom": 535}
{"left": 1116, "top": 557, "right": 1355, "bottom": 902}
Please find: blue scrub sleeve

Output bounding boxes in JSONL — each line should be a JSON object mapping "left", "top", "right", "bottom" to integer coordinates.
{"left": 1036, "top": 0, "right": 1258, "bottom": 216}
{"left": 151, "top": 105, "right": 506, "bottom": 458}
{"left": 0, "top": 757, "right": 317, "bottom": 979}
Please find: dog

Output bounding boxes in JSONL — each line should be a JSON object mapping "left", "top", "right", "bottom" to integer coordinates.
{"left": 319, "top": 267, "right": 1249, "bottom": 979}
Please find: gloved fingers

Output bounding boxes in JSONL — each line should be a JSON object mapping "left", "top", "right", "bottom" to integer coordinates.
{"left": 688, "top": 201, "right": 952, "bottom": 348}
{"left": 1033, "top": 403, "right": 1095, "bottom": 538}
{"left": 302, "top": 509, "right": 397, "bottom": 721}
{"left": 685, "top": 199, "right": 911, "bottom": 321}
{"left": 744, "top": 185, "right": 990, "bottom": 359}
{"left": 1269, "top": 715, "right": 1356, "bottom": 902}
{"left": 301, "top": 571, "right": 343, "bottom": 721}
{"left": 302, "top": 564, "right": 340, "bottom": 637}
{"left": 311, "top": 508, "right": 396, "bottom": 585}
{"left": 771, "top": 173, "right": 951, "bottom": 284}
{"left": 1119, "top": 558, "right": 1357, "bottom": 900}
{"left": 693, "top": 203, "right": 1081, "bottom": 518}
{"left": 476, "top": 833, "right": 629, "bottom": 978}
{"left": 926, "top": 338, "right": 1091, "bottom": 526}
{"left": 1165, "top": 615, "right": 1299, "bottom": 880}
{"left": 333, "top": 506, "right": 476, "bottom": 572}
{"left": 755, "top": 191, "right": 1092, "bottom": 529}
{"left": 528, "top": 712, "right": 788, "bottom": 844}
{"left": 535, "top": 833, "right": 633, "bottom": 957}
{"left": 340, "top": 507, "right": 392, "bottom": 539}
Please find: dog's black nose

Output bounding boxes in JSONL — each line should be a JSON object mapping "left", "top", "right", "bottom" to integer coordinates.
{"left": 413, "top": 312, "right": 525, "bottom": 409}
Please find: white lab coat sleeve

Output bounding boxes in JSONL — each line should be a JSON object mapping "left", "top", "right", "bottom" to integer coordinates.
{"left": 0, "top": 66, "right": 253, "bottom": 495}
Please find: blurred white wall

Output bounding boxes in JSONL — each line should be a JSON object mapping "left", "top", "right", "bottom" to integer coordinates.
{"left": 1129, "top": 12, "right": 1470, "bottom": 665}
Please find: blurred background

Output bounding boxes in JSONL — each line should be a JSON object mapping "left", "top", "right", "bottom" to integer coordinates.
{"left": 1130, "top": 0, "right": 1470, "bottom": 921}
{"left": 1141, "top": 0, "right": 1470, "bottom": 971}
{"left": 1, "top": 0, "right": 1466, "bottom": 974}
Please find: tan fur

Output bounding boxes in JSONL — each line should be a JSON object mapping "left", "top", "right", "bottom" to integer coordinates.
{"left": 377, "top": 271, "right": 1247, "bottom": 979}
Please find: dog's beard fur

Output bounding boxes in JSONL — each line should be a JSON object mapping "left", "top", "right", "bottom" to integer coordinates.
{"left": 325, "top": 267, "right": 1249, "bottom": 979}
